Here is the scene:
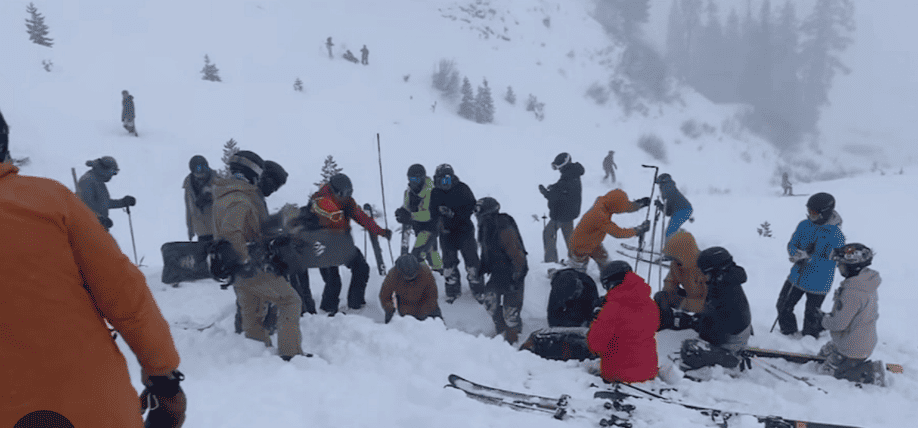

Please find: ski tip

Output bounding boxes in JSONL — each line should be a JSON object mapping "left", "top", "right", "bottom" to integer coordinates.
{"left": 448, "top": 374, "right": 462, "bottom": 384}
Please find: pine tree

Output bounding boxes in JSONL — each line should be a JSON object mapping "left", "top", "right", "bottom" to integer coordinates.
{"left": 201, "top": 55, "right": 222, "bottom": 82}
{"left": 475, "top": 78, "right": 495, "bottom": 124}
{"left": 219, "top": 138, "right": 240, "bottom": 178}
{"left": 457, "top": 77, "right": 476, "bottom": 121}
{"left": 798, "top": 0, "right": 855, "bottom": 132}
{"left": 25, "top": 3, "right": 53, "bottom": 47}
{"left": 293, "top": 77, "right": 304, "bottom": 92}
{"left": 314, "top": 155, "right": 343, "bottom": 188}
{"left": 504, "top": 86, "right": 516, "bottom": 104}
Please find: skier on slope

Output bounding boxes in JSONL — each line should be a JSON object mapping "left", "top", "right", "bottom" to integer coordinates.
{"left": 587, "top": 261, "right": 659, "bottom": 383}
{"left": 396, "top": 164, "right": 443, "bottom": 272}
{"left": 568, "top": 189, "right": 650, "bottom": 273}
{"left": 183, "top": 155, "right": 219, "bottom": 242}
{"left": 776, "top": 192, "right": 845, "bottom": 339}
{"left": 379, "top": 254, "right": 442, "bottom": 323}
{"left": 430, "top": 163, "right": 482, "bottom": 303}
{"left": 654, "top": 231, "right": 708, "bottom": 329}
{"left": 818, "top": 243, "right": 885, "bottom": 386}
{"left": 121, "top": 90, "right": 137, "bottom": 136}
{"left": 653, "top": 173, "right": 692, "bottom": 241}
{"left": 539, "top": 152, "right": 584, "bottom": 264}
{"left": 676, "top": 247, "right": 753, "bottom": 371}
{"left": 602, "top": 150, "right": 617, "bottom": 183}
{"left": 76, "top": 156, "right": 136, "bottom": 231}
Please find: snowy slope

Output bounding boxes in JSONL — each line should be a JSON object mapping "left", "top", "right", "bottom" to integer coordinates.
{"left": 2, "top": 0, "right": 916, "bottom": 427}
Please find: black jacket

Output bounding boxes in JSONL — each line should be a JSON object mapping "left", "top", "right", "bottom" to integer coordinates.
{"left": 478, "top": 213, "right": 528, "bottom": 286}
{"left": 542, "top": 162, "right": 584, "bottom": 222}
{"left": 695, "top": 264, "right": 752, "bottom": 347}
{"left": 430, "top": 179, "right": 476, "bottom": 239}
{"left": 547, "top": 269, "right": 600, "bottom": 327}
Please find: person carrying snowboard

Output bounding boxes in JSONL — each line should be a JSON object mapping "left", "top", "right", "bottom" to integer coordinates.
{"left": 396, "top": 164, "right": 443, "bottom": 272}
{"left": 587, "top": 261, "right": 659, "bottom": 383}
{"left": 539, "top": 152, "right": 584, "bottom": 264}
{"left": 183, "top": 155, "right": 218, "bottom": 242}
{"left": 653, "top": 173, "right": 692, "bottom": 241}
{"left": 569, "top": 189, "right": 650, "bottom": 273}
{"left": 121, "top": 90, "right": 137, "bottom": 136}
{"left": 379, "top": 254, "right": 442, "bottom": 323}
{"left": 818, "top": 243, "right": 884, "bottom": 386}
{"left": 654, "top": 231, "right": 707, "bottom": 329}
{"left": 76, "top": 156, "right": 136, "bottom": 231}
{"left": 430, "top": 163, "right": 482, "bottom": 303}
{"left": 776, "top": 192, "right": 845, "bottom": 339}
{"left": 475, "top": 197, "right": 528, "bottom": 344}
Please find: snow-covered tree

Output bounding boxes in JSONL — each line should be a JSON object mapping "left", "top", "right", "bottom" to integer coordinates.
{"left": 219, "top": 138, "right": 239, "bottom": 178}
{"left": 201, "top": 55, "right": 222, "bottom": 82}
{"left": 475, "top": 78, "right": 495, "bottom": 124}
{"left": 458, "top": 77, "right": 476, "bottom": 121}
{"left": 314, "top": 155, "right": 343, "bottom": 188}
{"left": 504, "top": 86, "right": 516, "bottom": 105}
{"left": 25, "top": 2, "right": 54, "bottom": 47}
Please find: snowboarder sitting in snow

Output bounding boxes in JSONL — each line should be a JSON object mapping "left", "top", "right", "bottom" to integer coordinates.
{"left": 379, "top": 254, "right": 442, "bottom": 323}
{"left": 547, "top": 268, "right": 600, "bottom": 328}
{"left": 76, "top": 156, "right": 136, "bottom": 231}
{"left": 121, "top": 90, "right": 137, "bottom": 136}
{"left": 653, "top": 173, "right": 692, "bottom": 241}
{"left": 587, "top": 261, "right": 660, "bottom": 383}
{"left": 677, "top": 247, "right": 753, "bottom": 371}
{"left": 430, "top": 163, "right": 482, "bottom": 303}
{"left": 569, "top": 189, "right": 650, "bottom": 273}
{"left": 396, "top": 164, "right": 443, "bottom": 272}
{"left": 539, "top": 152, "right": 584, "bottom": 264}
{"left": 343, "top": 50, "right": 359, "bottom": 63}
{"left": 654, "top": 231, "right": 708, "bottom": 329}
{"left": 817, "top": 243, "right": 885, "bottom": 386}
{"left": 184, "top": 155, "right": 218, "bottom": 242}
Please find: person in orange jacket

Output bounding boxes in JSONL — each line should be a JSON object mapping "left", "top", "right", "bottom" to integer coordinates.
{"left": 587, "top": 261, "right": 660, "bottom": 383}
{"left": 0, "top": 108, "right": 184, "bottom": 428}
{"left": 654, "top": 231, "right": 708, "bottom": 329}
{"left": 569, "top": 189, "right": 650, "bottom": 272}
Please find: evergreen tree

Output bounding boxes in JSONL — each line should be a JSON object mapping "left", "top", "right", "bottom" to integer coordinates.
{"left": 664, "top": 0, "right": 687, "bottom": 77}
{"left": 458, "top": 77, "right": 476, "bottom": 121}
{"left": 315, "top": 155, "right": 343, "bottom": 188}
{"left": 798, "top": 0, "right": 855, "bottom": 132}
{"left": 25, "top": 2, "right": 53, "bottom": 47}
{"left": 504, "top": 86, "right": 516, "bottom": 105}
{"left": 201, "top": 55, "right": 222, "bottom": 82}
{"left": 769, "top": 1, "right": 804, "bottom": 139}
{"left": 721, "top": 8, "right": 743, "bottom": 101}
{"left": 475, "top": 78, "right": 495, "bottom": 124}
{"left": 696, "top": 0, "right": 724, "bottom": 100}
{"left": 219, "top": 138, "right": 240, "bottom": 178}
{"left": 294, "top": 77, "right": 304, "bottom": 92}
{"left": 595, "top": 0, "right": 651, "bottom": 41}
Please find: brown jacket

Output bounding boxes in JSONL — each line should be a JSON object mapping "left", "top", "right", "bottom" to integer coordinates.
{"left": 660, "top": 231, "right": 707, "bottom": 312}
{"left": 183, "top": 174, "right": 219, "bottom": 238}
{"left": 1, "top": 163, "right": 180, "bottom": 428}
{"left": 211, "top": 177, "right": 268, "bottom": 261}
{"left": 571, "top": 189, "right": 642, "bottom": 256}
{"left": 379, "top": 264, "right": 440, "bottom": 320}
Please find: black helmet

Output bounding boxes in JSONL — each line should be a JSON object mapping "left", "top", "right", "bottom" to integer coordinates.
{"left": 697, "top": 247, "right": 734, "bottom": 275}
{"left": 0, "top": 109, "right": 8, "bottom": 162}
{"left": 395, "top": 254, "right": 421, "bottom": 281}
{"left": 434, "top": 163, "right": 455, "bottom": 190}
{"left": 228, "top": 150, "right": 265, "bottom": 183}
{"left": 407, "top": 163, "right": 426, "bottom": 178}
{"left": 259, "top": 160, "right": 288, "bottom": 197}
{"left": 329, "top": 173, "right": 353, "bottom": 200}
{"left": 655, "top": 173, "right": 673, "bottom": 184}
{"left": 474, "top": 197, "right": 500, "bottom": 217}
{"left": 831, "top": 243, "right": 874, "bottom": 277}
{"left": 551, "top": 152, "right": 571, "bottom": 170}
{"left": 189, "top": 155, "right": 209, "bottom": 173}
{"left": 806, "top": 193, "right": 835, "bottom": 225}
{"left": 599, "top": 260, "right": 633, "bottom": 291}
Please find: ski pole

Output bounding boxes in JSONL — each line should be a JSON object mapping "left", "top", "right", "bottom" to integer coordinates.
{"left": 657, "top": 202, "right": 667, "bottom": 291}
{"left": 377, "top": 133, "right": 396, "bottom": 265}
{"left": 125, "top": 206, "right": 139, "bottom": 265}
{"left": 636, "top": 165, "right": 659, "bottom": 272}
{"left": 646, "top": 203, "right": 660, "bottom": 283}
{"left": 770, "top": 281, "right": 795, "bottom": 333}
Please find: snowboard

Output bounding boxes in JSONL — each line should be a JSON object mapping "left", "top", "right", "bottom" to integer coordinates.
{"left": 363, "top": 203, "right": 387, "bottom": 276}
{"left": 161, "top": 241, "right": 213, "bottom": 285}
{"left": 742, "top": 347, "right": 903, "bottom": 374}
{"left": 272, "top": 228, "right": 359, "bottom": 273}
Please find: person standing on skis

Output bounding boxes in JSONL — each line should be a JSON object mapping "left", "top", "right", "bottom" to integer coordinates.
{"left": 653, "top": 173, "right": 692, "bottom": 241}
{"left": 396, "top": 164, "right": 442, "bottom": 272}
{"left": 430, "top": 163, "right": 482, "bottom": 303}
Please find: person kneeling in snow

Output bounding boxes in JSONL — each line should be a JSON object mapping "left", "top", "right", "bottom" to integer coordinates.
{"left": 547, "top": 268, "right": 601, "bottom": 328}
{"left": 654, "top": 231, "right": 708, "bottom": 329}
{"left": 379, "top": 254, "right": 442, "bottom": 323}
{"left": 817, "top": 243, "right": 885, "bottom": 386}
{"left": 587, "top": 261, "right": 660, "bottom": 383}
{"left": 676, "top": 247, "right": 753, "bottom": 371}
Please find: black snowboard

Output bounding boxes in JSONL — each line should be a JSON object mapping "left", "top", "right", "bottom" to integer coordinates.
{"left": 161, "top": 241, "right": 212, "bottom": 285}
{"left": 518, "top": 327, "right": 597, "bottom": 361}
{"left": 273, "top": 228, "right": 358, "bottom": 274}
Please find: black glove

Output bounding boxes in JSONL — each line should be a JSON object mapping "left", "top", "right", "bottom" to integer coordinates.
{"left": 633, "top": 220, "right": 651, "bottom": 237}
{"left": 654, "top": 199, "right": 665, "bottom": 211}
{"left": 672, "top": 309, "right": 698, "bottom": 330}
{"left": 539, "top": 184, "right": 548, "bottom": 197}
{"left": 512, "top": 269, "right": 526, "bottom": 284}
{"left": 99, "top": 216, "right": 114, "bottom": 229}
{"left": 438, "top": 205, "right": 455, "bottom": 219}
{"left": 237, "top": 259, "right": 257, "bottom": 279}
{"left": 382, "top": 229, "right": 393, "bottom": 240}
{"left": 384, "top": 311, "right": 394, "bottom": 324}
{"left": 635, "top": 197, "right": 651, "bottom": 208}
{"left": 395, "top": 207, "right": 412, "bottom": 225}
{"left": 122, "top": 195, "right": 137, "bottom": 207}
{"left": 140, "top": 370, "right": 186, "bottom": 428}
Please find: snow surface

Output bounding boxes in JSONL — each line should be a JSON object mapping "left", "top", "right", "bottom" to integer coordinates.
{"left": 2, "top": 0, "right": 916, "bottom": 427}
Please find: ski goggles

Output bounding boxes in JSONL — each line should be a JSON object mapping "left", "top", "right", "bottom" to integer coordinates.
{"left": 408, "top": 176, "right": 423, "bottom": 184}
{"left": 437, "top": 175, "right": 452, "bottom": 188}
{"left": 333, "top": 187, "right": 353, "bottom": 200}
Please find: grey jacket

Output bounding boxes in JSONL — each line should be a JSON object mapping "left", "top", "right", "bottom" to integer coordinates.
{"left": 821, "top": 268, "right": 880, "bottom": 359}
{"left": 76, "top": 170, "right": 128, "bottom": 219}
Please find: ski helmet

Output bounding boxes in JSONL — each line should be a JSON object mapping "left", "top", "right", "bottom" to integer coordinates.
{"left": 551, "top": 152, "right": 571, "bottom": 170}
{"left": 259, "top": 160, "right": 288, "bottom": 197}
{"left": 228, "top": 150, "right": 265, "bottom": 184}
{"left": 655, "top": 173, "right": 673, "bottom": 184}
{"left": 599, "top": 260, "right": 633, "bottom": 291}
{"left": 0, "top": 109, "right": 8, "bottom": 162}
{"left": 474, "top": 197, "right": 500, "bottom": 217}
{"left": 328, "top": 173, "right": 353, "bottom": 200}
{"left": 806, "top": 193, "right": 836, "bottom": 225}
{"left": 831, "top": 243, "right": 874, "bottom": 278}
{"left": 189, "top": 155, "right": 209, "bottom": 173}
{"left": 697, "top": 246, "right": 734, "bottom": 276}
{"left": 395, "top": 254, "right": 421, "bottom": 281}
{"left": 434, "top": 163, "right": 455, "bottom": 190}
{"left": 407, "top": 163, "right": 426, "bottom": 179}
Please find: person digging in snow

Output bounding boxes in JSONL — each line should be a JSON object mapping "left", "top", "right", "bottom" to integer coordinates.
{"left": 568, "top": 189, "right": 650, "bottom": 273}
{"left": 654, "top": 231, "right": 708, "bottom": 329}
{"left": 379, "top": 254, "right": 442, "bottom": 323}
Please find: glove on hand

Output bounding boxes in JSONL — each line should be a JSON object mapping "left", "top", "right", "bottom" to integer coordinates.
{"left": 395, "top": 207, "right": 412, "bottom": 225}
{"left": 634, "top": 197, "right": 651, "bottom": 208}
{"left": 654, "top": 199, "right": 665, "bottom": 211}
{"left": 672, "top": 309, "right": 698, "bottom": 330}
{"left": 122, "top": 195, "right": 137, "bottom": 207}
{"left": 789, "top": 249, "right": 810, "bottom": 263}
{"left": 237, "top": 259, "right": 257, "bottom": 279}
{"left": 539, "top": 184, "right": 549, "bottom": 197}
{"left": 633, "top": 220, "right": 651, "bottom": 237}
{"left": 140, "top": 370, "right": 187, "bottom": 428}
{"left": 384, "top": 311, "right": 395, "bottom": 324}
{"left": 382, "top": 229, "right": 393, "bottom": 240}
{"left": 438, "top": 205, "right": 455, "bottom": 218}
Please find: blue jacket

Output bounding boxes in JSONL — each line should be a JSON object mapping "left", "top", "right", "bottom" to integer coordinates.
{"left": 786, "top": 212, "right": 845, "bottom": 294}
{"left": 657, "top": 178, "right": 691, "bottom": 216}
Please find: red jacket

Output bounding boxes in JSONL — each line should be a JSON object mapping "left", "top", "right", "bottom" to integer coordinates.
{"left": 0, "top": 163, "right": 180, "bottom": 427}
{"left": 311, "top": 184, "right": 385, "bottom": 236}
{"left": 587, "top": 272, "right": 659, "bottom": 383}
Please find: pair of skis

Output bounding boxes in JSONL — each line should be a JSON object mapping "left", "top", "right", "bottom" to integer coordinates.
{"left": 743, "top": 347, "right": 904, "bottom": 374}
{"left": 617, "top": 243, "right": 671, "bottom": 269}
{"left": 447, "top": 374, "right": 863, "bottom": 428}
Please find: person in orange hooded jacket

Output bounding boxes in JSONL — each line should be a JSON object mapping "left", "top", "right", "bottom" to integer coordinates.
{"left": 0, "top": 109, "right": 183, "bottom": 428}
{"left": 587, "top": 261, "right": 660, "bottom": 383}
{"left": 569, "top": 189, "right": 650, "bottom": 272}
{"left": 654, "top": 231, "right": 708, "bottom": 329}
